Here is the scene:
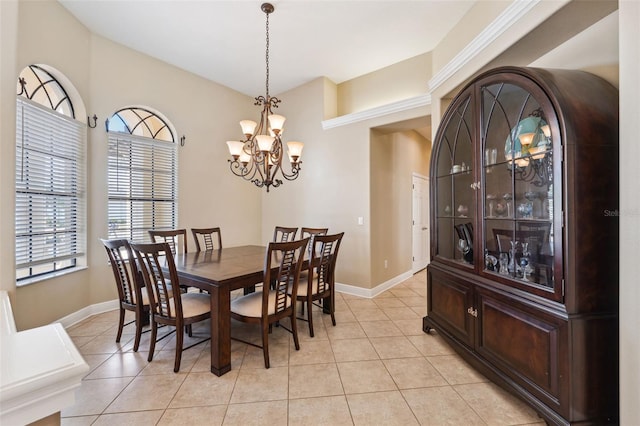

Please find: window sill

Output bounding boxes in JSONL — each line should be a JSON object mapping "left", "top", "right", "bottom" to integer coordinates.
{"left": 16, "top": 266, "right": 88, "bottom": 288}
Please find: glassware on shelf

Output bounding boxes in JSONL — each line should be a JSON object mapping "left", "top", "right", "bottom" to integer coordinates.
{"left": 520, "top": 242, "right": 532, "bottom": 281}
{"left": 457, "top": 204, "right": 469, "bottom": 217}
{"left": 508, "top": 240, "right": 517, "bottom": 276}
{"left": 524, "top": 191, "right": 537, "bottom": 218}
{"left": 503, "top": 193, "right": 513, "bottom": 218}
{"left": 498, "top": 252, "right": 509, "bottom": 275}
{"left": 486, "top": 194, "right": 497, "bottom": 217}
{"left": 517, "top": 202, "right": 533, "bottom": 219}
{"left": 457, "top": 238, "right": 470, "bottom": 263}
{"left": 444, "top": 205, "right": 452, "bottom": 215}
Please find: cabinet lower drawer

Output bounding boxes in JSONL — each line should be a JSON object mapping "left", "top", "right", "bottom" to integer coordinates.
{"left": 476, "top": 289, "right": 567, "bottom": 408}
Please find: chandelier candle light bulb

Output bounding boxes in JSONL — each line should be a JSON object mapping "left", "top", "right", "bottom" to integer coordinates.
{"left": 225, "top": 3, "right": 303, "bottom": 191}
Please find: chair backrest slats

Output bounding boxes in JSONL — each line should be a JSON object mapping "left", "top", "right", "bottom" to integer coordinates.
{"left": 191, "top": 227, "right": 222, "bottom": 251}
{"left": 102, "top": 238, "right": 143, "bottom": 307}
{"left": 310, "top": 233, "right": 344, "bottom": 295}
{"left": 273, "top": 226, "right": 298, "bottom": 243}
{"left": 264, "top": 238, "right": 309, "bottom": 315}
{"left": 148, "top": 229, "right": 188, "bottom": 255}
{"left": 131, "top": 241, "right": 182, "bottom": 319}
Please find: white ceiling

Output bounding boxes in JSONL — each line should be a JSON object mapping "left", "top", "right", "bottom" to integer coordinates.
{"left": 58, "top": 0, "right": 475, "bottom": 97}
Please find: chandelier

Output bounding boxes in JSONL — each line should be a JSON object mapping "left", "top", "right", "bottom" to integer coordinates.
{"left": 226, "top": 2, "right": 303, "bottom": 192}
{"left": 506, "top": 108, "right": 553, "bottom": 188}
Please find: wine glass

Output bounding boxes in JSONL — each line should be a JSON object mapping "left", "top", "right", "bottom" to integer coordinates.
{"left": 503, "top": 193, "right": 513, "bottom": 218}
{"left": 457, "top": 238, "right": 470, "bottom": 262}
{"left": 498, "top": 252, "right": 509, "bottom": 275}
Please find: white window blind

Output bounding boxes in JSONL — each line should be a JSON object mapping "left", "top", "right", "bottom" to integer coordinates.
{"left": 107, "top": 133, "right": 177, "bottom": 243}
{"left": 15, "top": 97, "right": 86, "bottom": 282}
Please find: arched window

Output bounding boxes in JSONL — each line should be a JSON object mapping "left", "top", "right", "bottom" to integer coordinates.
{"left": 15, "top": 65, "right": 86, "bottom": 283}
{"left": 107, "top": 107, "right": 177, "bottom": 242}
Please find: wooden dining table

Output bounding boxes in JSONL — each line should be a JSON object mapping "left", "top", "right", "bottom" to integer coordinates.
{"left": 169, "top": 245, "right": 269, "bottom": 376}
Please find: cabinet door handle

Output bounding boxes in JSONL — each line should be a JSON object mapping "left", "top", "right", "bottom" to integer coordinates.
{"left": 467, "top": 307, "right": 478, "bottom": 317}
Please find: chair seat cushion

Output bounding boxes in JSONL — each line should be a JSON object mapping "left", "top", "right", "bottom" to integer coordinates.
{"left": 230, "top": 290, "right": 292, "bottom": 318}
{"left": 289, "top": 276, "right": 319, "bottom": 298}
{"left": 177, "top": 293, "right": 210, "bottom": 318}
{"left": 132, "top": 289, "right": 150, "bottom": 306}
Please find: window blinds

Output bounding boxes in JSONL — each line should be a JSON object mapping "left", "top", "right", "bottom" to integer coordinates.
{"left": 107, "top": 133, "right": 177, "bottom": 243}
{"left": 15, "top": 97, "right": 86, "bottom": 281}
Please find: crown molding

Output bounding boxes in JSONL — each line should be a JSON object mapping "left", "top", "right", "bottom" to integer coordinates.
{"left": 322, "top": 94, "right": 431, "bottom": 130}
{"left": 428, "top": 0, "right": 541, "bottom": 93}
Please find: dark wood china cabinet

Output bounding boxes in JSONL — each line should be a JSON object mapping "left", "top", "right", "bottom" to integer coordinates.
{"left": 423, "top": 67, "right": 618, "bottom": 425}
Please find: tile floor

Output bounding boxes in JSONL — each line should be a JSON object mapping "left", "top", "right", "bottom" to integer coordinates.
{"left": 62, "top": 272, "right": 545, "bottom": 425}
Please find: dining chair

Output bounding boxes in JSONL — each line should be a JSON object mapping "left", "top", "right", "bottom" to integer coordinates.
{"left": 191, "top": 227, "right": 222, "bottom": 251}
{"left": 101, "top": 238, "right": 150, "bottom": 352}
{"left": 130, "top": 241, "right": 211, "bottom": 372}
{"left": 273, "top": 226, "right": 298, "bottom": 242}
{"left": 230, "top": 237, "right": 309, "bottom": 368}
{"left": 148, "top": 229, "right": 187, "bottom": 255}
{"left": 290, "top": 232, "right": 344, "bottom": 337}
{"left": 300, "top": 227, "right": 328, "bottom": 255}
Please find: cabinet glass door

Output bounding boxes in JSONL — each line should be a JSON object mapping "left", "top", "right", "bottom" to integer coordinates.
{"left": 434, "top": 92, "right": 475, "bottom": 267}
{"left": 481, "top": 82, "right": 555, "bottom": 289}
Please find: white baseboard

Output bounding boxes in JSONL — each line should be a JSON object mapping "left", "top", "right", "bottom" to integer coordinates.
{"left": 336, "top": 270, "right": 414, "bottom": 299}
{"left": 56, "top": 271, "right": 415, "bottom": 328}
{"left": 55, "top": 299, "right": 119, "bottom": 328}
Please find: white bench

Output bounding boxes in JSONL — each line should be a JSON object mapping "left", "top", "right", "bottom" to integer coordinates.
{"left": 0, "top": 290, "right": 88, "bottom": 425}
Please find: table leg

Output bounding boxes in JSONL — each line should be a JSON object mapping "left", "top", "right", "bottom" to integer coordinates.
{"left": 209, "top": 286, "right": 232, "bottom": 376}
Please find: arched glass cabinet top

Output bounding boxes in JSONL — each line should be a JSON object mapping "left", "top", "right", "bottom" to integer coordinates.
{"left": 433, "top": 90, "right": 476, "bottom": 267}
{"left": 481, "top": 81, "right": 556, "bottom": 289}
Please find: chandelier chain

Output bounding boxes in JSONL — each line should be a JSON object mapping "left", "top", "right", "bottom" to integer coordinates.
{"left": 265, "top": 10, "right": 270, "bottom": 99}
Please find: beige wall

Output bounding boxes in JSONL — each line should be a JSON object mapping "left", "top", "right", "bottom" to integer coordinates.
{"left": 337, "top": 53, "right": 432, "bottom": 116}
{"left": 2, "top": 0, "right": 260, "bottom": 329}
{"left": 370, "top": 130, "right": 430, "bottom": 285}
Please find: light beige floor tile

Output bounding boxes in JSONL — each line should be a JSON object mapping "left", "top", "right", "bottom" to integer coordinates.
{"left": 289, "top": 363, "right": 344, "bottom": 399}
{"left": 398, "top": 296, "right": 427, "bottom": 308}
{"left": 61, "top": 377, "right": 133, "bottom": 417}
{"left": 331, "top": 338, "right": 379, "bottom": 362}
{"left": 383, "top": 357, "right": 448, "bottom": 389}
{"left": 347, "top": 390, "right": 419, "bottom": 426}
{"left": 407, "top": 333, "right": 455, "bottom": 356}
{"left": 104, "top": 374, "right": 187, "bottom": 412}
{"left": 70, "top": 335, "right": 98, "bottom": 349}
{"left": 393, "top": 319, "right": 426, "bottom": 336}
{"left": 139, "top": 346, "right": 202, "bottom": 375}
{"left": 350, "top": 307, "right": 390, "bottom": 321}
{"left": 345, "top": 299, "right": 378, "bottom": 310}
{"left": 388, "top": 288, "right": 421, "bottom": 298}
{"left": 85, "top": 351, "right": 149, "bottom": 379}
{"left": 60, "top": 415, "right": 98, "bottom": 426}
{"left": 369, "top": 336, "right": 422, "bottom": 359}
{"left": 223, "top": 400, "right": 288, "bottom": 425}
{"left": 91, "top": 410, "right": 164, "bottom": 425}
{"left": 381, "top": 306, "right": 421, "bottom": 320}
{"left": 67, "top": 320, "right": 115, "bottom": 337}
{"left": 427, "top": 354, "right": 488, "bottom": 385}
{"left": 359, "top": 320, "right": 404, "bottom": 338}
{"left": 410, "top": 306, "right": 428, "bottom": 317}
{"left": 455, "top": 382, "right": 542, "bottom": 425}
{"left": 241, "top": 339, "right": 290, "bottom": 368}
{"left": 289, "top": 338, "right": 335, "bottom": 365}
{"left": 230, "top": 367, "right": 289, "bottom": 403}
{"left": 327, "top": 308, "right": 357, "bottom": 324}
{"left": 192, "top": 344, "right": 246, "bottom": 372}
{"left": 336, "top": 360, "right": 397, "bottom": 394}
{"left": 373, "top": 297, "right": 407, "bottom": 309}
{"left": 402, "top": 386, "right": 485, "bottom": 425}
{"left": 159, "top": 406, "right": 227, "bottom": 426}
{"left": 288, "top": 395, "right": 353, "bottom": 425}
{"left": 170, "top": 370, "right": 239, "bottom": 407}
{"left": 78, "top": 334, "right": 131, "bottom": 355}
{"left": 79, "top": 354, "right": 112, "bottom": 378}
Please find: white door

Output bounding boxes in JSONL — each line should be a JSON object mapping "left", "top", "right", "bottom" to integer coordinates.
{"left": 412, "top": 174, "right": 430, "bottom": 272}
